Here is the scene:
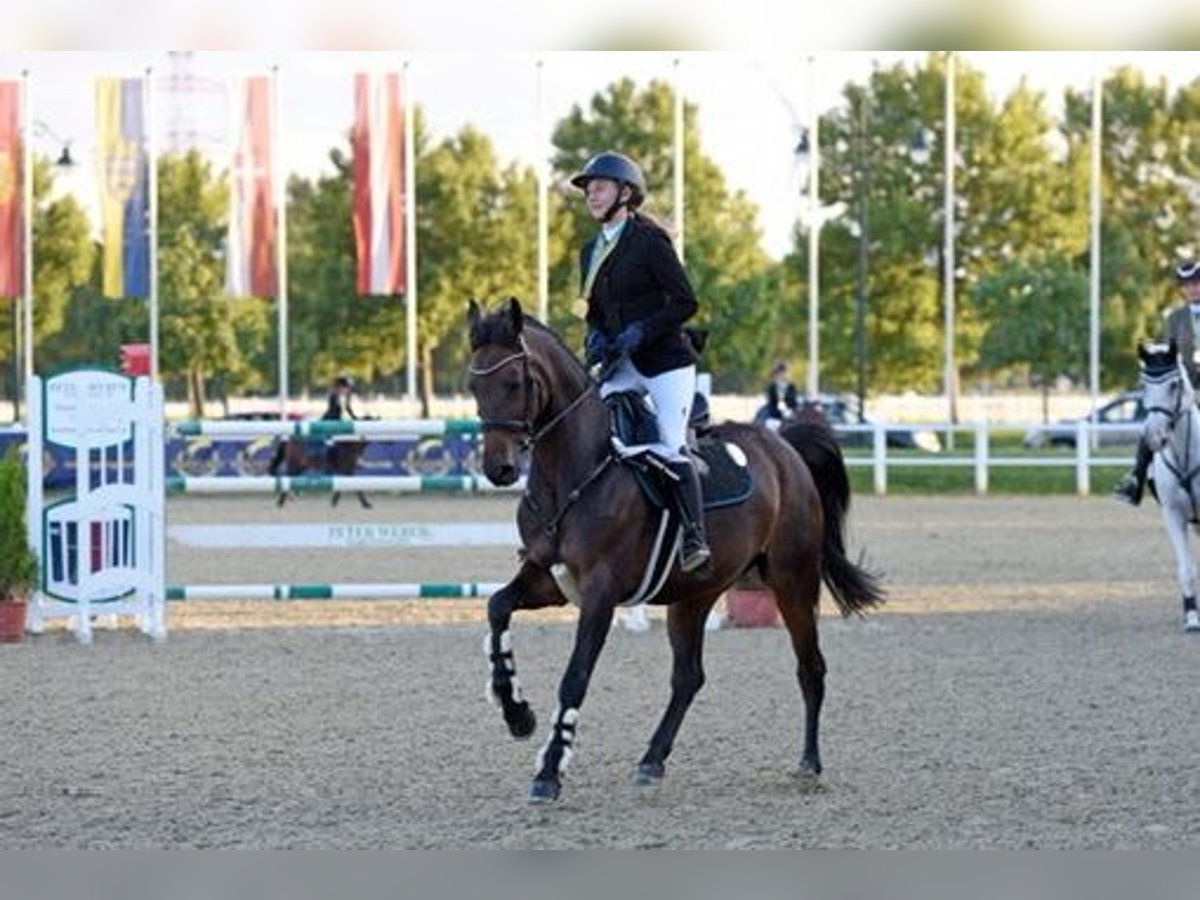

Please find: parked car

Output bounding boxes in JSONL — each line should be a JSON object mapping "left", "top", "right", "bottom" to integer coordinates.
{"left": 1022, "top": 390, "right": 1144, "bottom": 448}
{"left": 223, "top": 410, "right": 306, "bottom": 421}
{"left": 756, "top": 393, "right": 942, "bottom": 452}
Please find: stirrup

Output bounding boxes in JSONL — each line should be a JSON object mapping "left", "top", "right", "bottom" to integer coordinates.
{"left": 679, "top": 537, "right": 711, "bottom": 573}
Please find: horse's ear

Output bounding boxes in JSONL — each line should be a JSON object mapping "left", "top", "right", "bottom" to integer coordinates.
{"left": 1169, "top": 337, "right": 1179, "bottom": 360}
{"left": 467, "top": 298, "right": 482, "bottom": 327}
{"left": 1138, "top": 342, "right": 1150, "bottom": 363}
{"left": 506, "top": 297, "right": 524, "bottom": 334}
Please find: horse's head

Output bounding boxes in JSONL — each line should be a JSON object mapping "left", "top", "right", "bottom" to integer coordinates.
{"left": 1139, "top": 339, "right": 1191, "bottom": 452}
{"left": 467, "top": 297, "right": 540, "bottom": 486}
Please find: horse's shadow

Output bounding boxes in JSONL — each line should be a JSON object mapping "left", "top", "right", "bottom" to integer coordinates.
{"left": 266, "top": 428, "right": 373, "bottom": 509}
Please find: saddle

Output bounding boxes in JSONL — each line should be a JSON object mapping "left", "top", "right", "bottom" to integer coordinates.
{"left": 605, "top": 391, "right": 754, "bottom": 511}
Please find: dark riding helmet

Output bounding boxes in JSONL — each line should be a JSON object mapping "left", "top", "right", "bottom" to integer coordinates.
{"left": 569, "top": 151, "right": 646, "bottom": 208}
{"left": 1176, "top": 260, "right": 1200, "bottom": 283}
{"left": 334, "top": 374, "right": 355, "bottom": 390}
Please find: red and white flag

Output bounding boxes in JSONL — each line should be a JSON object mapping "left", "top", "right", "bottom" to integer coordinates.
{"left": 352, "top": 72, "right": 406, "bottom": 296}
{"left": 226, "top": 76, "right": 277, "bottom": 298}
{"left": 0, "top": 80, "right": 23, "bottom": 299}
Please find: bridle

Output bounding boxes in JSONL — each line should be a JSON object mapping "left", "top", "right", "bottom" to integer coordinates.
{"left": 1143, "top": 367, "right": 1186, "bottom": 431}
{"left": 468, "top": 335, "right": 595, "bottom": 447}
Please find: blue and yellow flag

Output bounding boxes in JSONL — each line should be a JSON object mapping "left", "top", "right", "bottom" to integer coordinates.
{"left": 96, "top": 78, "right": 149, "bottom": 298}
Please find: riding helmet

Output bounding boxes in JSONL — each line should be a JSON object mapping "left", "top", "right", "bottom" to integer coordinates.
{"left": 569, "top": 151, "right": 646, "bottom": 206}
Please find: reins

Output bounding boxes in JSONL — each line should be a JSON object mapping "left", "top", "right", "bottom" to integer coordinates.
{"left": 470, "top": 334, "right": 617, "bottom": 538}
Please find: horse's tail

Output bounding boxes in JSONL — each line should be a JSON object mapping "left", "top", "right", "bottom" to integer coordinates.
{"left": 778, "top": 421, "right": 885, "bottom": 616}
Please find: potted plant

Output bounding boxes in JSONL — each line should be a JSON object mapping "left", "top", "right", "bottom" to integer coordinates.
{"left": 0, "top": 446, "right": 38, "bottom": 642}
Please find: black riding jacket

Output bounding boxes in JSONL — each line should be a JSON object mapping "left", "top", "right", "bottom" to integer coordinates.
{"left": 581, "top": 215, "right": 699, "bottom": 377}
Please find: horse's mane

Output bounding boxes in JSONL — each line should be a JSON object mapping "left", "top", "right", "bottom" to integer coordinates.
{"left": 470, "top": 302, "right": 590, "bottom": 380}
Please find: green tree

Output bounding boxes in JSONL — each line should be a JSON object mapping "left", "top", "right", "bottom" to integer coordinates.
{"left": 417, "top": 125, "right": 536, "bottom": 407}
{"left": 287, "top": 150, "right": 410, "bottom": 396}
{"left": 550, "top": 78, "right": 773, "bottom": 391}
{"left": 2, "top": 158, "right": 92, "bottom": 410}
{"left": 975, "top": 253, "right": 1088, "bottom": 421}
{"left": 795, "top": 54, "right": 1084, "bottom": 404}
{"left": 1063, "top": 67, "right": 1200, "bottom": 389}
{"left": 157, "top": 151, "right": 271, "bottom": 416}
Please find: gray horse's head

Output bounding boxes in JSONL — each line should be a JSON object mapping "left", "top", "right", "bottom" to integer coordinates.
{"left": 1139, "top": 340, "right": 1191, "bottom": 452}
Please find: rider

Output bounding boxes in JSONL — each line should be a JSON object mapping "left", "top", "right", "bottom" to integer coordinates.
{"left": 322, "top": 374, "right": 360, "bottom": 470}
{"left": 1114, "top": 260, "right": 1200, "bottom": 505}
{"left": 323, "top": 374, "right": 359, "bottom": 422}
{"left": 572, "top": 150, "right": 711, "bottom": 572}
{"left": 763, "top": 361, "right": 801, "bottom": 424}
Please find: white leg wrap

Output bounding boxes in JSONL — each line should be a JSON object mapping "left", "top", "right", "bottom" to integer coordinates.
{"left": 484, "top": 629, "right": 522, "bottom": 704}
{"left": 485, "top": 675, "right": 524, "bottom": 706}
{"left": 535, "top": 706, "right": 579, "bottom": 774}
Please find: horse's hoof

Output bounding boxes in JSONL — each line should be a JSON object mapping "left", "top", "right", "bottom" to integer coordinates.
{"left": 506, "top": 703, "right": 537, "bottom": 740}
{"left": 528, "top": 778, "right": 560, "bottom": 804}
{"left": 793, "top": 760, "right": 823, "bottom": 792}
{"left": 633, "top": 761, "right": 665, "bottom": 786}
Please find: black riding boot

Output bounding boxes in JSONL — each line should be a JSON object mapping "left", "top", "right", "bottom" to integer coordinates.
{"left": 1114, "top": 437, "right": 1153, "bottom": 506}
{"left": 668, "top": 460, "right": 711, "bottom": 572}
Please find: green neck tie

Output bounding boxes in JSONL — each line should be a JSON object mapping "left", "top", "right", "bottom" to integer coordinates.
{"left": 583, "top": 232, "right": 613, "bottom": 299}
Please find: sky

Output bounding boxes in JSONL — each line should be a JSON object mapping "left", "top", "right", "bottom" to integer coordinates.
{"left": 2, "top": 50, "right": 1199, "bottom": 260}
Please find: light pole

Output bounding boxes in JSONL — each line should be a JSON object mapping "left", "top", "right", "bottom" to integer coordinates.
{"left": 847, "top": 81, "right": 931, "bottom": 425}
{"left": 853, "top": 91, "right": 869, "bottom": 423}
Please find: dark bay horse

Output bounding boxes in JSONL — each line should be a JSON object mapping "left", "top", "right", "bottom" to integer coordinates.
{"left": 467, "top": 298, "right": 884, "bottom": 803}
{"left": 267, "top": 434, "right": 371, "bottom": 508}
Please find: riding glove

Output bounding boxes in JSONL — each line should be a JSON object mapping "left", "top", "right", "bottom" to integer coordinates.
{"left": 584, "top": 330, "right": 611, "bottom": 366}
{"left": 614, "top": 322, "right": 644, "bottom": 355}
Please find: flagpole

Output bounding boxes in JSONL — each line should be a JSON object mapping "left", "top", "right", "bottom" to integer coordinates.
{"left": 535, "top": 56, "right": 548, "bottom": 323}
{"left": 672, "top": 56, "right": 684, "bottom": 258}
{"left": 146, "top": 66, "right": 159, "bottom": 382}
{"left": 21, "top": 69, "right": 33, "bottom": 417}
{"left": 1088, "top": 62, "right": 1103, "bottom": 440}
{"left": 943, "top": 51, "right": 957, "bottom": 428}
{"left": 404, "top": 58, "right": 417, "bottom": 405}
{"left": 805, "top": 54, "right": 820, "bottom": 401}
{"left": 274, "top": 64, "right": 288, "bottom": 418}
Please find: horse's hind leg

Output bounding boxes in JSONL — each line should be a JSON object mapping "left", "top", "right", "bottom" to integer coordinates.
{"left": 357, "top": 492, "right": 373, "bottom": 509}
{"left": 766, "top": 561, "right": 825, "bottom": 781}
{"left": 635, "top": 591, "right": 721, "bottom": 785}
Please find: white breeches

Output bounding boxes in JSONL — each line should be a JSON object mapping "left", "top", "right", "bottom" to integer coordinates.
{"left": 600, "top": 358, "right": 695, "bottom": 462}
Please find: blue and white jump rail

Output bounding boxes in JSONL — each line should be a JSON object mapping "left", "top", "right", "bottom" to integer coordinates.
{"left": 166, "top": 474, "right": 525, "bottom": 494}
{"left": 166, "top": 582, "right": 506, "bottom": 600}
{"left": 169, "top": 418, "right": 482, "bottom": 439}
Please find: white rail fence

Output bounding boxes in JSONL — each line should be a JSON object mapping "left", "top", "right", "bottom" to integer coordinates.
{"left": 3, "top": 418, "right": 1139, "bottom": 498}
{"left": 840, "top": 420, "right": 1136, "bottom": 495}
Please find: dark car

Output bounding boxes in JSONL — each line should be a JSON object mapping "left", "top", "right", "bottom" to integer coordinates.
{"left": 223, "top": 410, "right": 306, "bottom": 422}
{"left": 1022, "top": 390, "right": 1144, "bottom": 448}
{"left": 755, "top": 394, "right": 942, "bottom": 452}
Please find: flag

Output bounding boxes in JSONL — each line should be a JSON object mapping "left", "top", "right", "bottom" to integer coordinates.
{"left": 226, "top": 76, "right": 276, "bottom": 298}
{"left": 96, "top": 77, "right": 149, "bottom": 299}
{"left": 352, "top": 72, "right": 406, "bottom": 296}
{"left": 0, "top": 81, "right": 21, "bottom": 299}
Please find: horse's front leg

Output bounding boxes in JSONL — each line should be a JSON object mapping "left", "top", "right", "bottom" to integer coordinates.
{"left": 529, "top": 586, "right": 616, "bottom": 804}
{"left": 1159, "top": 476, "right": 1200, "bottom": 630}
{"left": 487, "top": 561, "right": 568, "bottom": 740}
